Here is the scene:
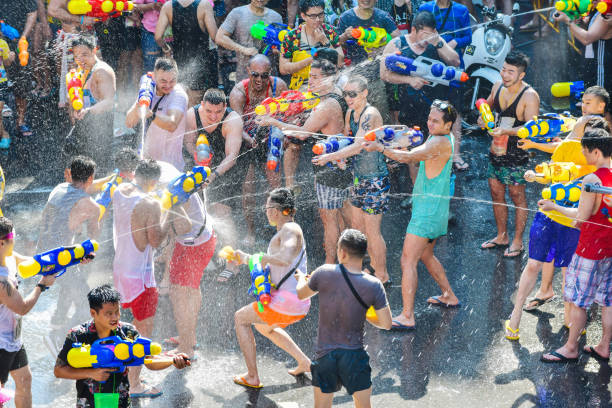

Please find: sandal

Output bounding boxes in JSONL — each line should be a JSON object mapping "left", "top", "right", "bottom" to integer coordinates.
{"left": 217, "top": 268, "right": 236, "bottom": 283}
{"left": 504, "top": 247, "right": 524, "bottom": 258}
{"left": 524, "top": 296, "right": 555, "bottom": 311}
{"left": 481, "top": 239, "right": 509, "bottom": 250}
{"left": 504, "top": 320, "right": 519, "bottom": 341}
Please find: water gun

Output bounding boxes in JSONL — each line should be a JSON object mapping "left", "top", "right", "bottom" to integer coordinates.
{"left": 597, "top": 0, "right": 612, "bottom": 14}
{"left": 312, "top": 134, "right": 354, "bottom": 155}
{"left": 267, "top": 127, "right": 284, "bottom": 172}
{"left": 385, "top": 53, "right": 469, "bottom": 88}
{"left": 542, "top": 179, "right": 582, "bottom": 207}
{"left": 551, "top": 81, "right": 584, "bottom": 100}
{"left": 218, "top": 245, "right": 241, "bottom": 263}
{"left": 554, "top": 0, "right": 592, "bottom": 19}
{"left": 18, "top": 239, "right": 99, "bottom": 279}
{"left": 364, "top": 125, "right": 424, "bottom": 149}
{"left": 159, "top": 166, "right": 211, "bottom": 210}
{"left": 584, "top": 184, "right": 612, "bottom": 194}
{"left": 351, "top": 26, "right": 391, "bottom": 52}
{"left": 0, "top": 21, "right": 19, "bottom": 41}
{"left": 195, "top": 133, "right": 212, "bottom": 166}
{"left": 66, "top": 69, "right": 85, "bottom": 111}
{"left": 534, "top": 162, "right": 582, "bottom": 183}
{"left": 517, "top": 113, "right": 576, "bottom": 143}
{"left": 18, "top": 37, "right": 28, "bottom": 66}
{"left": 289, "top": 49, "right": 316, "bottom": 90}
{"left": 475, "top": 99, "right": 495, "bottom": 130}
{"left": 67, "top": 336, "right": 164, "bottom": 378}
{"left": 248, "top": 253, "right": 273, "bottom": 313}
{"left": 366, "top": 306, "right": 377, "bottom": 319}
{"left": 250, "top": 21, "right": 289, "bottom": 56}
{"left": 95, "top": 170, "right": 123, "bottom": 221}
{"left": 67, "top": 0, "right": 134, "bottom": 22}
{"left": 137, "top": 72, "right": 155, "bottom": 112}
{"left": 254, "top": 91, "right": 320, "bottom": 118}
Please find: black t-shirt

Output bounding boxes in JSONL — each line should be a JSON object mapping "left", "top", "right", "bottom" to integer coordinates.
{"left": 56, "top": 321, "right": 140, "bottom": 408}
{"left": 0, "top": 0, "right": 38, "bottom": 34}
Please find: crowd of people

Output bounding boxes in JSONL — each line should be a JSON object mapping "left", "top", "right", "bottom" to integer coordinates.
{"left": 0, "top": 0, "right": 611, "bottom": 406}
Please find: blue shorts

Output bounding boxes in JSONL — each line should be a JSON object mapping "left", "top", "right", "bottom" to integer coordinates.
{"left": 315, "top": 182, "right": 350, "bottom": 210}
{"left": 528, "top": 212, "right": 580, "bottom": 267}
{"left": 311, "top": 348, "right": 371, "bottom": 395}
{"left": 351, "top": 176, "right": 390, "bottom": 215}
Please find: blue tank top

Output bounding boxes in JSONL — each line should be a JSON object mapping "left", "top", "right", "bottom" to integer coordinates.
{"left": 349, "top": 107, "right": 388, "bottom": 179}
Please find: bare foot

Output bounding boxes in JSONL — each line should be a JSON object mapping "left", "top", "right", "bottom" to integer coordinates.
{"left": 288, "top": 360, "right": 311, "bottom": 377}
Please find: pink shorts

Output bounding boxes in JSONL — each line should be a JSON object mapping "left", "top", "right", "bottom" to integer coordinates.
{"left": 169, "top": 235, "right": 216, "bottom": 289}
{"left": 121, "top": 287, "right": 158, "bottom": 321}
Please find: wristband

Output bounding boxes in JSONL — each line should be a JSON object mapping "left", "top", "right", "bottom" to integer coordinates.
{"left": 37, "top": 283, "right": 48, "bottom": 292}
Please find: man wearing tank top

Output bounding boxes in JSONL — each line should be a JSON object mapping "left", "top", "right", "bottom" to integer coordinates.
{"left": 126, "top": 58, "right": 188, "bottom": 171}
{"left": 37, "top": 156, "right": 101, "bottom": 328}
{"left": 184, "top": 88, "right": 244, "bottom": 282}
{"left": 258, "top": 58, "right": 352, "bottom": 264}
{"left": 231, "top": 188, "right": 311, "bottom": 389}
{"left": 229, "top": 54, "right": 288, "bottom": 246}
{"left": 364, "top": 100, "right": 460, "bottom": 329}
{"left": 155, "top": 0, "right": 219, "bottom": 106}
{"left": 112, "top": 159, "right": 191, "bottom": 397}
{"left": 478, "top": 51, "right": 540, "bottom": 258}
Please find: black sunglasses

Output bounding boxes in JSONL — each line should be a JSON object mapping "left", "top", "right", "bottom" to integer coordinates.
{"left": 250, "top": 71, "right": 270, "bottom": 79}
{"left": 343, "top": 90, "right": 359, "bottom": 98}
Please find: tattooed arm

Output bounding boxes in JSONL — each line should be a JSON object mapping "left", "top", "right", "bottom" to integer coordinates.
{"left": 0, "top": 273, "right": 57, "bottom": 316}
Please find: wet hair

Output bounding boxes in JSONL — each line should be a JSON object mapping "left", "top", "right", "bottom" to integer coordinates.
{"left": 338, "top": 229, "right": 368, "bottom": 259}
{"left": 412, "top": 11, "right": 437, "bottom": 31}
{"left": 203, "top": 88, "right": 227, "bottom": 105}
{"left": 0, "top": 217, "right": 13, "bottom": 239}
{"left": 584, "top": 86, "right": 610, "bottom": 111}
{"left": 134, "top": 159, "right": 161, "bottom": 181}
{"left": 70, "top": 156, "right": 96, "bottom": 183}
{"left": 431, "top": 100, "right": 458, "bottom": 125}
{"left": 346, "top": 75, "right": 368, "bottom": 92}
{"left": 505, "top": 51, "right": 529, "bottom": 72}
{"left": 581, "top": 128, "right": 612, "bottom": 158}
{"left": 154, "top": 57, "right": 178, "bottom": 73}
{"left": 269, "top": 188, "right": 296, "bottom": 216}
{"left": 248, "top": 54, "right": 272, "bottom": 70}
{"left": 311, "top": 58, "right": 337, "bottom": 76}
{"left": 300, "top": 0, "right": 325, "bottom": 14}
{"left": 88, "top": 284, "right": 121, "bottom": 312}
{"left": 313, "top": 48, "right": 339, "bottom": 68}
{"left": 584, "top": 116, "right": 611, "bottom": 133}
{"left": 113, "top": 148, "right": 140, "bottom": 174}
{"left": 72, "top": 35, "right": 96, "bottom": 50}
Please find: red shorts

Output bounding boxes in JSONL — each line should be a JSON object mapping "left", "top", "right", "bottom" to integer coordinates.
{"left": 121, "top": 287, "right": 158, "bottom": 321}
{"left": 169, "top": 235, "right": 216, "bottom": 289}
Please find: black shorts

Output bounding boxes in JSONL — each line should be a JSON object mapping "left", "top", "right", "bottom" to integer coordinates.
{"left": 311, "top": 348, "right": 371, "bottom": 395}
{"left": 7, "top": 61, "right": 31, "bottom": 96}
{"left": 0, "top": 346, "right": 28, "bottom": 384}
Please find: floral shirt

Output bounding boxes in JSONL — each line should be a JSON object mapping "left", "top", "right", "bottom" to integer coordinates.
{"left": 56, "top": 321, "right": 140, "bottom": 408}
{"left": 281, "top": 23, "right": 339, "bottom": 59}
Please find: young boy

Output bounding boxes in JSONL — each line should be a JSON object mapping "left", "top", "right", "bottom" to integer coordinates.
{"left": 539, "top": 128, "right": 612, "bottom": 363}
{"left": 54, "top": 284, "right": 190, "bottom": 407}
{"left": 296, "top": 229, "right": 392, "bottom": 408}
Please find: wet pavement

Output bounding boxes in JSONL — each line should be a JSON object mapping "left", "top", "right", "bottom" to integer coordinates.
{"left": 1, "top": 8, "right": 611, "bottom": 408}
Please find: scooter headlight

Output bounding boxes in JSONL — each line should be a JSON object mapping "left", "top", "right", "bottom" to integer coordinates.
{"left": 484, "top": 29, "right": 505, "bottom": 56}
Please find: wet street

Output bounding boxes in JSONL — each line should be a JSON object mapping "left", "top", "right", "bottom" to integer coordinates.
{"left": 1, "top": 7, "right": 611, "bottom": 407}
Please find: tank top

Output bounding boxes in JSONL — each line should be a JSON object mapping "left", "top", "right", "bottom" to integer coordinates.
{"left": 171, "top": 0, "right": 211, "bottom": 67}
{"left": 112, "top": 188, "right": 156, "bottom": 303}
{"left": 575, "top": 168, "right": 612, "bottom": 260}
{"left": 0, "top": 257, "right": 21, "bottom": 352}
{"left": 193, "top": 106, "right": 231, "bottom": 169}
{"left": 349, "top": 106, "right": 388, "bottom": 180}
{"left": 242, "top": 77, "right": 277, "bottom": 138}
{"left": 37, "top": 183, "right": 90, "bottom": 252}
{"left": 490, "top": 85, "right": 531, "bottom": 167}
{"left": 82, "top": 62, "right": 99, "bottom": 109}
{"left": 267, "top": 233, "right": 310, "bottom": 316}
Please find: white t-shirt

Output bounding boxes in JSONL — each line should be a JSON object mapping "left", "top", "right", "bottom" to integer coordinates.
{"left": 143, "top": 84, "right": 189, "bottom": 171}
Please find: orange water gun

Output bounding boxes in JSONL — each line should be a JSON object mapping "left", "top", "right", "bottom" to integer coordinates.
{"left": 18, "top": 37, "right": 28, "bottom": 66}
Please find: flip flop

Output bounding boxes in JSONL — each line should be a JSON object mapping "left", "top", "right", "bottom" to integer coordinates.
{"left": 427, "top": 295, "right": 461, "bottom": 308}
{"left": 18, "top": 124, "right": 33, "bottom": 137}
{"left": 504, "top": 247, "right": 524, "bottom": 258}
{"left": 481, "top": 239, "right": 509, "bottom": 250}
{"left": 390, "top": 320, "right": 416, "bottom": 331}
{"left": 233, "top": 375, "right": 263, "bottom": 389}
{"left": 540, "top": 350, "right": 578, "bottom": 364}
{"left": 504, "top": 320, "right": 520, "bottom": 341}
{"left": 584, "top": 346, "right": 610, "bottom": 363}
{"left": 130, "top": 386, "right": 163, "bottom": 398}
{"left": 382, "top": 278, "right": 393, "bottom": 288}
{"left": 524, "top": 296, "right": 555, "bottom": 311}
{"left": 217, "top": 269, "right": 236, "bottom": 283}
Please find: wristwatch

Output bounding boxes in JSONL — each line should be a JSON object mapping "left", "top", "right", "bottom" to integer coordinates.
{"left": 435, "top": 40, "right": 445, "bottom": 49}
{"left": 37, "top": 283, "right": 48, "bottom": 292}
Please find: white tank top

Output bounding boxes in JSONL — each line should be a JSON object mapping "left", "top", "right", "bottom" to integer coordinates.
{"left": 112, "top": 188, "right": 155, "bottom": 303}
{"left": 0, "top": 256, "right": 22, "bottom": 352}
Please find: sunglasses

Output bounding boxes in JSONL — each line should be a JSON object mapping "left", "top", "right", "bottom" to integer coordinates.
{"left": 343, "top": 90, "right": 360, "bottom": 98}
{"left": 304, "top": 12, "right": 325, "bottom": 19}
{"left": 432, "top": 99, "right": 451, "bottom": 113}
{"left": 250, "top": 71, "right": 270, "bottom": 79}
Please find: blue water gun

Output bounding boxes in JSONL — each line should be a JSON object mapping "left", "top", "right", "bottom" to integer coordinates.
{"left": 542, "top": 179, "right": 582, "bottom": 207}
{"left": 137, "top": 72, "right": 155, "bottom": 109}
{"left": 517, "top": 113, "right": 576, "bottom": 143}
{"left": 266, "top": 127, "right": 284, "bottom": 172}
{"left": 312, "top": 134, "right": 354, "bottom": 168}
{"left": 0, "top": 21, "right": 19, "bottom": 41}
{"left": 248, "top": 254, "right": 273, "bottom": 313}
{"left": 95, "top": 170, "right": 122, "bottom": 221}
{"left": 584, "top": 184, "right": 612, "bottom": 195}
{"left": 18, "top": 239, "right": 99, "bottom": 279}
{"left": 364, "top": 125, "right": 424, "bottom": 148}
{"left": 385, "top": 53, "right": 469, "bottom": 88}
{"left": 250, "top": 21, "right": 289, "bottom": 56}
{"left": 160, "top": 166, "right": 211, "bottom": 210}
{"left": 551, "top": 81, "right": 584, "bottom": 100}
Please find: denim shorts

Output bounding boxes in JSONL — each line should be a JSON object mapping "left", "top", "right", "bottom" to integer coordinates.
{"left": 141, "top": 29, "right": 161, "bottom": 72}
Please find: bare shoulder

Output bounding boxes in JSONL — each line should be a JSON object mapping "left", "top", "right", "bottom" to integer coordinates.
{"left": 583, "top": 172, "right": 602, "bottom": 185}
{"left": 274, "top": 77, "right": 289, "bottom": 94}
{"left": 95, "top": 61, "right": 115, "bottom": 78}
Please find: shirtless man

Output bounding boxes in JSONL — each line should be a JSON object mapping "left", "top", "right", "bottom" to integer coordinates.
{"left": 231, "top": 188, "right": 311, "bottom": 388}
{"left": 257, "top": 58, "right": 351, "bottom": 263}
{"left": 112, "top": 159, "right": 191, "bottom": 398}
{"left": 229, "top": 54, "right": 288, "bottom": 246}
{"left": 63, "top": 35, "right": 116, "bottom": 174}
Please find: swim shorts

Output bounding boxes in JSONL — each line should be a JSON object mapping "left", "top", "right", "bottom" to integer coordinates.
{"left": 253, "top": 303, "right": 305, "bottom": 329}
{"left": 564, "top": 255, "right": 612, "bottom": 308}
{"left": 169, "top": 235, "right": 216, "bottom": 289}
{"left": 0, "top": 346, "right": 28, "bottom": 384}
{"left": 528, "top": 211, "right": 580, "bottom": 267}
{"left": 316, "top": 182, "right": 350, "bottom": 210}
{"left": 121, "top": 287, "right": 158, "bottom": 321}
{"left": 487, "top": 162, "right": 529, "bottom": 186}
{"left": 311, "top": 348, "right": 371, "bottom": 395}
{"left": 351, "top": 176, "right": 390, "bottom": 215}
